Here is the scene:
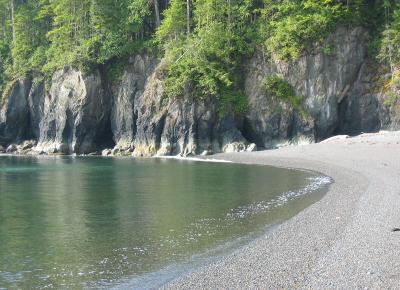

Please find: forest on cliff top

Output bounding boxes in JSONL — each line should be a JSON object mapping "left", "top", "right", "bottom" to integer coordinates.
{"left": 0, "top": 0, "right": 400, "bottom": 108}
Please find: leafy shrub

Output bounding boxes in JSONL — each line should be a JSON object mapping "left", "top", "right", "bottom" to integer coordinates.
{"left": 158, "top": 0, "right": 253, "bottom": 114}
{"left": 258, "top": 0, "right": 352, "bottom": 61}
{"left": 218, "top": 88, "right": 248, "bottom": 116}
{"left": 262, "top": 75, "right": 304, "bottom": 110}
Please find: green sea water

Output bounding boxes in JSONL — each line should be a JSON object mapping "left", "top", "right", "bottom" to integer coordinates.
{"left": 0, "top": 156, "right": 330, "bottom": 289}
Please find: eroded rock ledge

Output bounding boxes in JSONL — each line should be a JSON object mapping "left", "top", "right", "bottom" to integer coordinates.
{"left": 0, "top": 27, "right": 399, "bottom": 157}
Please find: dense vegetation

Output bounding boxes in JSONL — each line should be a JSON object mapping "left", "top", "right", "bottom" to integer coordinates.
{"left": 0, "top": 0, "right": 400, "bottom": 106}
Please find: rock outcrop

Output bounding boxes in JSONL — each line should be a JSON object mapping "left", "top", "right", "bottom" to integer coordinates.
{"left": 28, "top": 81, "right": 45, "bottom": 140}
{"left": 0, "top": 27, "right": 399, "bottom": 156}
{"left": 154, "top": 94, "right": 246, "bottom": 157}
{"left": 0, "top": 78, "right": 32, "bottom": 145}
{"left": 111, "top": 55, "right": 158, "bottom": 151}
{"left": 243, "top": 27, "right": 385, "bottom": 148}
{"left": 34, "top": 68, "right": 111, "bottom": 154}
{"left": 118, "top": 59, "right": 247, "bottom": 157}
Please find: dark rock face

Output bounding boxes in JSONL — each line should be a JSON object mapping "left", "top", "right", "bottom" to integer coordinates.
{"left": 35, "top": 68, "right": 111, "bottom": 154}
{"left": 383, "top": 102, "right": 400, "bottom": 130}
{"left": 28, "top": 81, "right": 45, "bottom": 139}
{"left": 131, "top": 63, "right": 167, "bottom": 156}
{"left": 243, "top": 27, "right": 384, "bottom": 147}
{"left": 242, "top": 27, "right": 399, "bottom": 149}
{"left": 0, "top": 27, "right": 399, "bottom": 155}
{"left": 155, "top": 94, "right": 245, "bottom": 157}
{"left": 0, "top": 78, "right": 32, "bottom": 144}
{"left": 127, "top": 60, "right": 247, "bottom": 157}
{"left": 111, "top": 55, "right": 158, "bottom": 150}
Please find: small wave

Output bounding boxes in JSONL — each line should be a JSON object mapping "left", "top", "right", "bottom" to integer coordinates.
{"left": 227, "top": 176, "right": 332, "bottom": 220}
{"left": 153, "top": 155, "right": 232, "bottom": 163}
{"left": 88, "top": 174, "right": 331, "bottom": 289}
{"left": 108, "top": 176, "right": 332, "bottom": 289}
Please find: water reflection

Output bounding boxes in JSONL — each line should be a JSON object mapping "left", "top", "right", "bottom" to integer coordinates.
{"left": 0, "top": 156, "right": 329, "bottom": 289}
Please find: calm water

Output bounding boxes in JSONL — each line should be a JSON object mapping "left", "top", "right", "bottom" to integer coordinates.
{"left": 0, "top": 156, "right": 330, "bottom": 289}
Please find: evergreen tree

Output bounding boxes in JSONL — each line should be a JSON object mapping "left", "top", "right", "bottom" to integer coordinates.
{"left": 0, "top": 0, "right": 395, "bottom": 108}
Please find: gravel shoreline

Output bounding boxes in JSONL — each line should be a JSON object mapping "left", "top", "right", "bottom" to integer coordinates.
{"left": 164, "top": 131, "right": 400, "bottom": 289}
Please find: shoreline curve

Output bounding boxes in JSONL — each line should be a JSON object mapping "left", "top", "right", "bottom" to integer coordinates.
{"left": 164, "top": 131, "right": 400, "bottom": 289}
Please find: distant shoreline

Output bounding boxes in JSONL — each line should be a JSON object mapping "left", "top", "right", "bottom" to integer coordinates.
{"left": 165, "top": 131, "right": 400, "bottom": 289}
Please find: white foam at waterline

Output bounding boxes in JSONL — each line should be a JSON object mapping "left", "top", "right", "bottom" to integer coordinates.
{"left": 96, "top": 175, "right": 332, "bottom": 289}
{"left": 227, "top": 175, "right": 332, "bottom": 220}
{"left": 153, "top": 155, "right": 232, "bottom": 163}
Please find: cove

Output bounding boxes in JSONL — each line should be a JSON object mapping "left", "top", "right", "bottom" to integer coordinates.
{"left": 0, "top": 156, "right": 330, "bottom": 289}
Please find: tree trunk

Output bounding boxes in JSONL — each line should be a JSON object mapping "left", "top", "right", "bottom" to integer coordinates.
{"left": 227, "top": 0, "right": 231, "bottom": 26}
{"left": 154, "top": 0, "right": 160, "bottom": 28}
{"left": 10, "top": 0, "right": 15, "bottom": 43}
{"left": 186, "top": 0, "right": 190, "bottom": 35}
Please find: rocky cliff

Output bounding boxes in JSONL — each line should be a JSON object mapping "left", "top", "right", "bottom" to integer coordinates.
{"left": 112, "top": 57, "right": 247, "bottom": 157}
{"left": 243, "top": 27, "right": 391, "bottom": 148}
{"left": 0, "top": 27, "right": 398, "bottom": 156}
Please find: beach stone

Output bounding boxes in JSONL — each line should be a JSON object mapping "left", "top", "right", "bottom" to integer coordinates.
{"left": 6, "top": 144, "right": 17, "bottom": 153}
{"left": 119, "top": 149, "right": 132, "bottom": 156}
{"left": 111, "top": 147, "right": 121, "bottom": 155}
{"left": 21, "top": 140, "right": 36, "bottom": 150}
{"left": 0, "top": 145, "right": 5, "bottom": 153}
{"left": 201, "top": 150, "right": 213, "bottom": 156}
{"left": 157, "top": 145, "right": 172, "bottom": 156}
{"left": 102, "top": 149, "right": 112, "bottom": 156}
{"left": 223, "top": 142, "right": 246, "bottom": 153}
{"left": 246, "top": 143, "right": 257, "bottom": 152}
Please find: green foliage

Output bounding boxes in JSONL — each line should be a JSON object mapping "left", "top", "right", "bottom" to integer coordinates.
{"left": 381, "top": 70, "right": 400, "bottom": 105}
{"left": 218, "top": 88, "right": 248, "bottom": 116}
{"left": 378, "top": 2, "right": 400, "bottom": 66}
{"left": 156, "top": 0, "right": 187, "bottom": 42}
{"left": 0, "top": 0, "right": 398, "bottom": 112}
{"left": 323, "top": 44, "right": 335, "bottom": 55}
{"left": 12, "top": 1, "right": 49, "bottom": 76}
{"left": 106, "top": 58, "right": 128, "bottom": 82}
{"left": 262, "top": 75, "right": 303, "bottom": 110}
{"left": 158, "top": 0, "right": 253, "bottom": 113}
{"left": 42, "top": 0, "right": 152, "bottom": 75}
{"left": 384, "top": 91, "right": 400, "bottom": 106}
{"left": 1, "top": 79, "right": 15, "bottom": 104}
{"left": 0, "top": 39, "right": 11, "bottom": 96}
{"left": 257, "top": 0, "right": 352, "bottom": 61}
{"left": 0, "top": 0, "right": 152, "bottom": 81}
{"left": 371, "top": 1, "right": 400, "bottom": 101}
